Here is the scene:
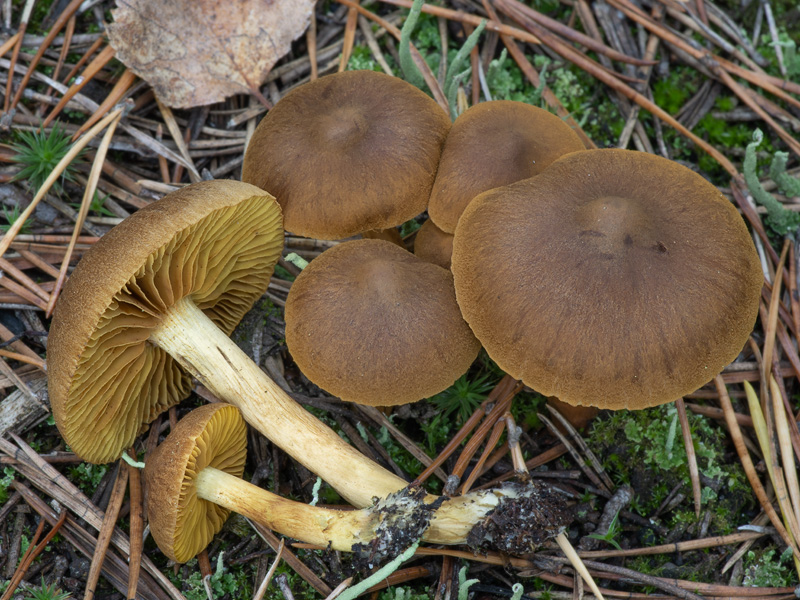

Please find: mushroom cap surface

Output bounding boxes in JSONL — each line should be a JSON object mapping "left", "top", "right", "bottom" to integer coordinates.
{"left": 144, "top": 403, "right": 247, "bottom": 563}
{"left": 452, "top": 149, "right": 763, "bottom": 409}
{"left": 242, "top": 70, "right": 451, "bottom": 239}
{"left": 414, "top": 218, "right": 454, "bottom": 270}
{"left": 428, "top": 100, "right": 585, "bottom": 233}
{"left": 48, "top": 180, "right": 284, "bottom": 463}
{"left": 285, "top": 239, "right": 480, "bottom": 405}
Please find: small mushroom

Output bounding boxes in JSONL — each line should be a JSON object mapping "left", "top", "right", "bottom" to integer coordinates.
{"left": 451, "top": 149, "right": 762, "bottom": 409}
{"left": 242, "top": 70, "right": 451, "bottom": 240}
{"left": 413, "top": 218, "right": 454, "bottom": 270}
{"left": 285, "top": 239, "right": 480, "bottom": 405}
{"left": 146, "top": 403, "right": 573, "bottom": 562}
{"left": 145, "top": 403, "right": 421, "bottom": 562}
{"left": 428, "top": 100, "right": 585, "bottom": 233}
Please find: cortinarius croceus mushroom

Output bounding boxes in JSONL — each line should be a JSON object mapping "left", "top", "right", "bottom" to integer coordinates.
{"left": 451, "top": 149, "right": 762, "bottom": 409}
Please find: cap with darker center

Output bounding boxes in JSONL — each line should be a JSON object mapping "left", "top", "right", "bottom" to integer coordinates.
{"left": 285, "top": 239, "right": 481, "bottom": 405}
{"left": 428, "top": 100, "right": 585, "bottom": 233}
{"left": 451, "top": 149, "right": 763, "bottom": 409}
{"left": 242, "top": 70, "right": 451, "bottom": 240}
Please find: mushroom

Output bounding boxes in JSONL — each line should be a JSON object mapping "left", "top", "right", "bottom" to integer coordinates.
{"left": 48, "top": 180, "right": 565, "bottom": 547}
{"left": 242, "top": 70, "right": 451, "bottom": 240}
{"left": 48, "top": 179, "right": 404, "bottom": 503}
{"left": 146, "top": 403, "right": 572, "bottom": 562}
{"left": 428, "top": 100, "right": 585, "bottom": 234}
{"left": 145, "top": 403, "right": 428, "bottom": 562}
{"left": 284, "top": 239, "right": 480, "bottom": 405}
{"left": 451, "top": 149, "right": 762, "bottom": 409}
{"left": 48, "top": 180, "right": 283, "bottom": 464}
{"left": 413, "top": 218, "right": 454, "bottom": 270}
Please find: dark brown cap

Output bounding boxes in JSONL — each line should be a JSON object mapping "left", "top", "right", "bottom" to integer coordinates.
{"left": 428, "top": 100, "right": 585, "bottom": 233}
{"left": 285, "top": 239, "right": 480, "bottom": 405}
{"left": 452, "top": 149, "right": 762, "bottom": 409}
{"left": 242, "top": 70, "right": 451, "bottom": 239}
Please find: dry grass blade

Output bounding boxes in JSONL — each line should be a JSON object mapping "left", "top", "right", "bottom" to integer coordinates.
{"left": 674, "top": 397, "right": 702, "bottom": 518}
{"left": 0, "top": 508, "right": 67, "bottom": 600}
{"left": 72, "top": 68, "right": 137, "bottom": 139}
{"left": 339, "top": 0, "right": 361, "bottom": 72}
{"left": 252, "top": 539, "right": 284, "bottom": 600}
{"left": 578, "top": 530, "right": 765, "bottom": 558}
{"left": 358, "top": 404, "right": 449, "bottom": 482}
{"left": 155, "top": 96, "right": 201, "bottom": 183}
{"left": 415, "top": 374, "right": 520, "bottom": 484}
{"left": 3, "top": 0, "right": 35, "bottom": 114}
{"left": 716, "top": 376, "right": 799, "bottom": 555}
{"left": 0, "top": 108, "right": 123, "bottom": 259}
{"left": 42, "top": 43, "right": 116, "bottom": 129}
{"left": 539, "top": 412, "right": 607, "bottom": 491}
{"left": 7, "top": 0, "right": 85, "bottom": 112}
{"left": 46, "top": 109, "right": 123, "bottom": 316}
{"left": 248, "top": 521, "right": 332, "bottom": 596}
{"left": 497, "top": 0, "right": 740, "bottom": 176}
{"left": 498, "top": 0, "right": 657, "bottom": 66}
{"left": 0, "top": 357, "right": 42, "bottom": 403}
{"left": 545, "top": 403, "right": 613, "bottom": 491}
{"left": 0, "top": 32, "right": 21, "bottom": 62}
{"left": 459, "top": 416, "right": 506, "bottom": 493}
{"left": 771, "top": 375, "right": 800, "bottom": 536}
{"left": 11, "top": 482, "right": 168, "bottom": 600}
{"left": 127, "top": 448, "right": 145, "bottom": 600}
{"left": 0, "top": 435, "right": 185, "bottom": 599}
{"left": 376, "top": 0, "right": 543, "bottom": 45}
{"left": 0, "top": 256, "right": 50, "bottom": 303}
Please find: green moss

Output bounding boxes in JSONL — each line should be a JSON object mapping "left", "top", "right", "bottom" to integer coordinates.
{"left": 743, "top": 547, "right": 797, "bottom": 587}
{"left": 587, "top": 404, "right": 753, "bottom": 534}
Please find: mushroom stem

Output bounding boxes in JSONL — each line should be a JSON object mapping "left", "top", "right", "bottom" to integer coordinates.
{"left": 149, "top": 295, "right": 405, "bottom": 507}
{"left": 194, "top": 467, "right": 377, "bottom": 551}
{"left": 148, "top": 296, "right": 569, "bottom": 547}
{"left": 193, "top": 467, "right": 533, "bottom": 549}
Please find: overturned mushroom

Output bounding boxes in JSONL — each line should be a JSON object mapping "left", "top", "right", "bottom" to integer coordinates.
{"left": 452, "top": 149, "right": 763, "bottom": 409}
{"left": 147, "top": 403, "right": 569, "bottom": 562}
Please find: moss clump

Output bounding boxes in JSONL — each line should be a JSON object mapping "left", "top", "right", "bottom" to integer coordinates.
{"left": 588, "top": 404, "right": 754, "bottom": 532}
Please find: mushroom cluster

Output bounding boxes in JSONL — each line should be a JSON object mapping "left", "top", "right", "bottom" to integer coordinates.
{"left": 46, "top": 67, "right": 764, "bottom": 572}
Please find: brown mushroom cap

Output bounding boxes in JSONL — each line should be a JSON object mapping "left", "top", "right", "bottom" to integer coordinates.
{"left": 144, "top": 403, "right": 246, "bottom": 563}
{"left": 48, "top": 180, "right": 283, "bottom": 463}
{"left": 285, "top": 239, "right": 480, "bottom": 405}
{"left": 414, "top": 218, "right": 454, "bottom": 270}
{"left": 452, "top": 149, "right": 762, "bottom": 409}
{"left": 242, "top": 70, "right": 451, "bottom": 240}
{"left": 428, "top": 100, "right": 585, "bottom": 233}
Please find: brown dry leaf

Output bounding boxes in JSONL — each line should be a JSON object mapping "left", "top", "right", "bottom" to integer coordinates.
{"left": 107, "top": 0, "right": 315, "bottom": 108}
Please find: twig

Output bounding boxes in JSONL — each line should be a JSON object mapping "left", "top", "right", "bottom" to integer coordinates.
{"left": 83, "top": 462, "right": 129, "bottom": 600}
